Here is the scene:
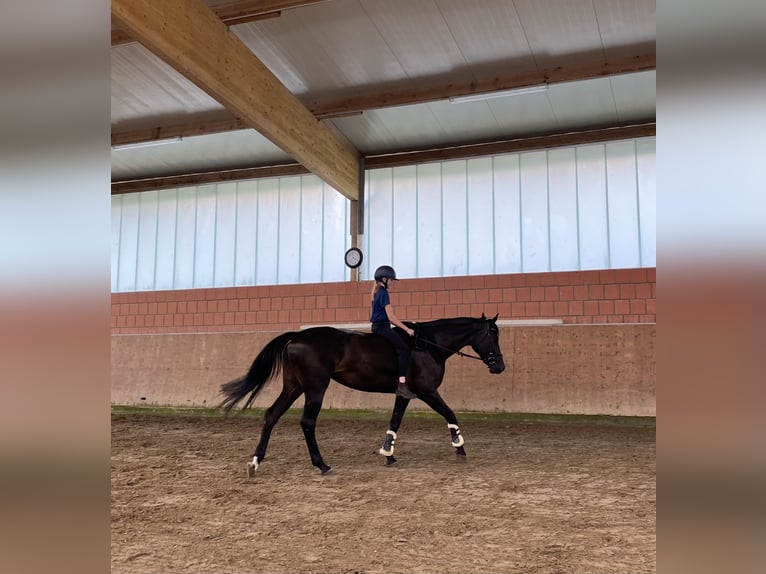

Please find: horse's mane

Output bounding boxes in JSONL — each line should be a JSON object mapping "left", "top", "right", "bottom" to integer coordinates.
{"left": 403, "top": 316, "right": 485, "bottom": 338}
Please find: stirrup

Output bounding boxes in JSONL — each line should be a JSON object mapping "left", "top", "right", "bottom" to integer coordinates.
{"left": 379, "top": 430, "right": 396, "bottom": 456}
{"left": 448, "top": 423, "right": 464, "bottom": 447}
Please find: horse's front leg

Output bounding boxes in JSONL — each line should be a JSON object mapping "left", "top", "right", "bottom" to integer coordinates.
{"left": 378, "top": 395, "right": 411, "bottom": 466}
{"left": 300, "top": 388, "right": 332, "bottom": 475}
{"left": 417, "top": 390, "right": 467, "bottom": 458}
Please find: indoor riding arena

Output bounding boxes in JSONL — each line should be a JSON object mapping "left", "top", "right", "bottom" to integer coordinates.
{"left": 111, "top": 2, "right": 656, "bottom": 573}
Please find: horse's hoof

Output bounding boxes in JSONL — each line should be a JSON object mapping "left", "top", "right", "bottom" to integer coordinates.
{"left": 455, "top": 452, "right": 468, "bottom": 463}
{"left": 247, "top": 462, "right": 257, "bottom": 477}
{"left": 320, "top": 466, "right": 333, "bottom": 475}
{"left": 385, "top": 455, "right": 398, "bottom": 467}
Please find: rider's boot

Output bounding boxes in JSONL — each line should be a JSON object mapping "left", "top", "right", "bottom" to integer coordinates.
{"left": 396, "top": 377, "right": 417, "bottom": 399}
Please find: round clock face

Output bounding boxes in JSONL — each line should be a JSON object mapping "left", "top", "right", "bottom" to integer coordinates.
{"left": 344, "top": 247, "right": 363, "bottom": 269}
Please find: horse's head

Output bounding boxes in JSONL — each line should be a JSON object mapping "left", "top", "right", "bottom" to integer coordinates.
{"left": 471, "top": 314, "right": 506, "bottom": 374}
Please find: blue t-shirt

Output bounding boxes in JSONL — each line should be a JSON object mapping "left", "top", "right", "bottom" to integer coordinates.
{"left": 370, "top": 287, "right": 390, "bottom": 323}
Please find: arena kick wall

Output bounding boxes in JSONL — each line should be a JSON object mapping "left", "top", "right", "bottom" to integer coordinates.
{"left": 111, "top": 267, "right": 655, "bottom": 417}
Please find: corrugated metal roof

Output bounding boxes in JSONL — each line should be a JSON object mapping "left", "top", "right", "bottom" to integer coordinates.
{"left": 111, "top": 0, "right": 655, "bottom": 182}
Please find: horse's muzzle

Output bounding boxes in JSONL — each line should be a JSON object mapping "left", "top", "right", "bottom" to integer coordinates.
{"left": 484, "top": 352, "right": 505, "bottom": 374}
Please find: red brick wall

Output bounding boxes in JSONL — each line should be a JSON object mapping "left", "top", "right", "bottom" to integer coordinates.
{"left": 111, "top": 268, "right": 655, "bottom": 334}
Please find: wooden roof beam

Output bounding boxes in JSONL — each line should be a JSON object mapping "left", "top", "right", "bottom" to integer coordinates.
{"left": 364, "top": 123, "right": 657, "bottom": 169}
{"left": 112, "top": 164, "right": 310, "bottom": 195}
{"left": 309, "top": 53, "right": 656, "bottom": 118}
{"left": 111, "top": 53, "right": 655, "bottom": 146}
{"left": 112, "top": 0, "right": 360, "bottom": 200}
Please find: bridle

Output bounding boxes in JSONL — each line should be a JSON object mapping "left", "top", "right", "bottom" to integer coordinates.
{"left": 414, "top": 323, "right": 503, "bottom": 368}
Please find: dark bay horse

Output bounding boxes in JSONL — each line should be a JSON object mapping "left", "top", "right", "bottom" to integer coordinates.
{"left": 219, "top": 314, "right": 505, "bottom": 475}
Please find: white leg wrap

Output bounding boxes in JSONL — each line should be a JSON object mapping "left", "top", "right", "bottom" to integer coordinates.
{"left": 448, "top": 424, "right": 464, "bottom": 447}
{"left": 379, "top": 430, "right": 397, "bottom": 456}
{"left": 251, "top": 455, "right": 260, "bottom": 470}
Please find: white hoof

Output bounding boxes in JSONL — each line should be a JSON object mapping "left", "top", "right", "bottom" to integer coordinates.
{"left": 247, "top": 456, "right": 259, "bottom": 477}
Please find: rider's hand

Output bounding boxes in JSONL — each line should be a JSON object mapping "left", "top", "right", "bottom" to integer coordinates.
{"left": 406, "top": 328, "right": 415, "bottom": 337}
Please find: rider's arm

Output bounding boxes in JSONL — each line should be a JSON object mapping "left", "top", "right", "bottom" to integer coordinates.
{"left": 385, "top": 304, "right": 414, "bottom": 336}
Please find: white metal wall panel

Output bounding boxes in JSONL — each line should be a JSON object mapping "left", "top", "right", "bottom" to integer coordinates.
{"left": 277, "top": 177, "right": 301, "bottom": 284}
{"left": 111, "top": 137, "right": 656, "bottom": 292}
{"left": 300, "top": 176, "right": 324, "bottom": 282}
{"left": 323, "top": 182, "right": 348, "bottom": 283}
{"left": 193, "top": 186, "right": 216, "bottom": 288}
{"left": 174, "top": 187, "right": 197, "bottom": 288}
{"left": 155, "top": 189, "right": 178, "bottom": 291}
{"left": 493, "top": 154, "right": 522, "bottom": 274}
{"left": 636, "top": 138, "right": 656, "bottom": 267}
{"left": 135, "top": 191, "right": 159, "bottom": 291}
{"left": 213, "top": 183, "right": 237, "bottom": 287}
{"left": 415, "top": 163, "right": 443, "bottom": 277}
{"left": 548, "top": 148, "right": 579, "bottom": 271}
{"left": 117, "top": 194, "right": 139, "bottom": 291}
{"left": 606, "top": 141, "right": 641, "bottom": 268}
{"left": 520, "top": 151, "right": 550, "bottom": 272}
{"left": 392, "top": 166, "right": 418, "bottom": 278}
{"left": 366, "top": 168, "right": 394, "bottom": 274}
{"left": 467, "top": 157, "right": 494, "bottom": 275}
{"left": 234, "top": 181, "right": 259, "bottom": 287}
{"left": 442, "top": 160, "right": 468, "bottom": 276}
{"left": 256, "top": 179, "right": 279, "bottom": 285}
{"left": 576, "top": 144, "right": 609, "bottom": 269}
{"left": 111, "top": 197, "right": 122, "bottom": 292}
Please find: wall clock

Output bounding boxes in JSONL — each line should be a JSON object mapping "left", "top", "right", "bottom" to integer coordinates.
{"left": 344, "top": 247, "right": 363, "bottom": 269}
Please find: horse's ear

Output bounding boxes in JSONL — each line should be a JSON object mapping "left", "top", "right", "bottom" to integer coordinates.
{"left": 491, "top": 313, "right": 499, "bottom": 323}
{"left": 481, "top": 312, "right": 486, "bottom": 319}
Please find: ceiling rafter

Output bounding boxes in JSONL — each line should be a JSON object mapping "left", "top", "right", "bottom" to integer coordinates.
{"left": 112, "top": 122, "right": 656, "bottom": 195}
{"left": 112, "top": 0, "right": 329, "bottom": 46}
{"left": 309, "top": 53, "right": 656, "bottom": 118}
{"left": 111, "top": 53, "right": 655, "bottom": 147}
{"left": 364, "top": 123, "right": 656, "bottom": 169}
{"left": 112, "top": 0, "right": 360, "bottom": 200}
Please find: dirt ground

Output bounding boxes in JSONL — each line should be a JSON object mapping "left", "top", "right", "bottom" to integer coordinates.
{"left": 111, "top": 411, "right": 655, "bottom": 574}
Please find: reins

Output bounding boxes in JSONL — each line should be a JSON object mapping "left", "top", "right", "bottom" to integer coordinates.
{"left": 417, "top": 337, "right": 484, "bottom": 361}
{"left": 414, "top": 329, "right": 502, "bottom": 366}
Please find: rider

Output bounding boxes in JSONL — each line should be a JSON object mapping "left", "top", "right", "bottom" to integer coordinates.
{"left": 370, "top": 265, "right": 417, "bottom": 400}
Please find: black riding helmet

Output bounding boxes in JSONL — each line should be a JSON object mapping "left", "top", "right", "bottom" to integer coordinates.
{"left": 374, "top": 265, "right": 397, "bottom": 282}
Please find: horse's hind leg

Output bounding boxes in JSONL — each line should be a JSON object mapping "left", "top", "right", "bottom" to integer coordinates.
{"left": 249, "top": 383, "right": 302, "bottom": 476}
{"left": 417, "top": 390, "right": 467, "bottom": 458}
{"left": 300, "top": 385, "right": 332, "bottom": 475}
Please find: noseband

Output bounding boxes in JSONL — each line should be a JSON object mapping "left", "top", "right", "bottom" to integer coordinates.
{"left": 482, "top": 349, "right": 501, "bottom": 368}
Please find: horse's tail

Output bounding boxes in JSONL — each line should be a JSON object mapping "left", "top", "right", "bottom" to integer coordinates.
{"left": 219, "top": 331, "right": 297, "bottom": 413}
